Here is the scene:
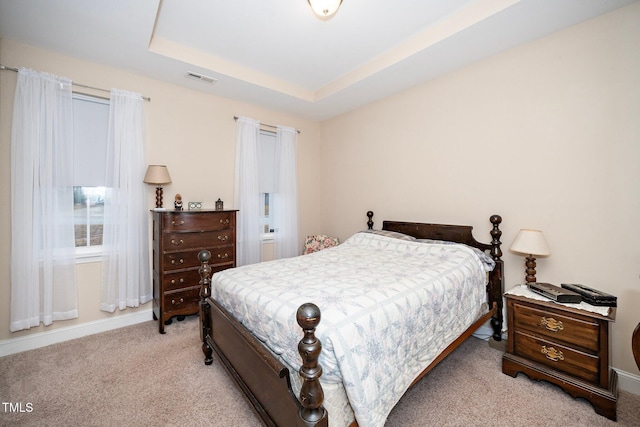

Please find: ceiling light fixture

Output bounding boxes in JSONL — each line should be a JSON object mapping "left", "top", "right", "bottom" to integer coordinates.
{"left": 307, "top": 0, "right": 343, "bottom": 18}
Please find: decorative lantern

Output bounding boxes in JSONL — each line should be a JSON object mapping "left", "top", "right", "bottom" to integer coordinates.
{"left": 215, "top": 198, "right": 224, "bottom": 211}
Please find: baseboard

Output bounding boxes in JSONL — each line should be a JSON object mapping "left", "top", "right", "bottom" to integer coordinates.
{"left": 615, "top": 368, "right": 640, "bottom": 396}
{"left": 0, "top": 308, "right": 153, "bottom": 357}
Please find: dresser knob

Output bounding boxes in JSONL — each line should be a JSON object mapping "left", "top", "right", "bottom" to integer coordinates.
{"left": 170, "top": 258, "right": 184, "bottom": 265}
{"left": 218, "top": 253, "right": 229, "bottom": 260}
{"left": 171, "top": 298, "right": 184, "bottom": 305}
{"left": 220, "top": 219, "right": 230, "bottom": 225}
{"left": 171, "top": 239, "right": 184, "bottom": 246}
{"left": 541, "top": 346, "right": 564, "bottom": 362}
{"left": 218, "top": 235, "right": 229, "bottom": 241}
{"left": 170, "top": 278, "right": 185, "bottom": 285}
{"left": 171, "top": 220, "right": 185, "bottom": 226}
{"left": 540, "top": 317, "right": 563, "bottom": 332}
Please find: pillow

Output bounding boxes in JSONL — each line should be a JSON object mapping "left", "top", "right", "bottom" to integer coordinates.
{"left": 360, "top": 229, "right": 416, "bottom": 241}
{"left": 415, "top": 239, "right": 495, "bottom": 267}
{"left": 303, "top": 235, "right": 340, "bottom": 254}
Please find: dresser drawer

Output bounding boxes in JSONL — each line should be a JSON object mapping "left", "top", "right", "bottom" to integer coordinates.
{"left": 209, "top": 246, "right": 235, "bottom": 266}
{"left": 162, "top": 212, "right": 234, "bottom": 231}
{"left": 163, "top": 269, "right": 201, "bottom": 291}
{"left": 513, "top": 302, "right": 600, "bottom": 352}
{"left": 514, "top": 330, "right": 600, "bottom": 383}
{"left": 163, "top": 250, "right": 204, "bottom": 271}
{"left": 163, "top": 287, "right": 200, "bottom": 315}
{"left": 162, "top": 263, "right": 235, "bottom": 291}
{"left": 163, "top": 230, "right": 234, "bottom": 250}
{"left": 163, "top": 246, "right": 235, "bottom": 271}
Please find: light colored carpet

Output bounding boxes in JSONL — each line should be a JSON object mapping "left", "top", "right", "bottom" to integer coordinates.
{"left": 1, "top": 315, "right": 638, "bottom": 426}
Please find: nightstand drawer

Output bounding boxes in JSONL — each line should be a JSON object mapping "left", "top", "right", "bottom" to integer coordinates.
{"left": 513, "top": 302, "right": 600, "bottom": 352}
{"left": 514, "top": 330, "right": 600, "bottom": 383}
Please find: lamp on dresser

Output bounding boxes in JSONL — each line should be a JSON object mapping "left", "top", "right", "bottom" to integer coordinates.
{"left": 143, "top": 165, "right": 172, "bottom": 208}
{"left": 510, "top": 228, "right": 551, "bottom": 283}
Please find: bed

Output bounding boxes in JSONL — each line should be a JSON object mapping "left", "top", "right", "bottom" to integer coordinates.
{"left": 197, "top": 211, "right": 504, "bottom": 427}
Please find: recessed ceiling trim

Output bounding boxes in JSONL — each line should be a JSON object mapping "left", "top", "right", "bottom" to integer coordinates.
{"left": 148, "top": 35, "right": 315, "bottom": 102}
{"left": 315, "top": 0, "right": 521, "bottom": 101}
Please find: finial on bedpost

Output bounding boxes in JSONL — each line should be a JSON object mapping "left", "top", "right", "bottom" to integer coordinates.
{"left": 367, "top": 211, "right": 374, "bottom": 230}
{"left": 489, "top": 215, "right": 503, "bottom": 260}
{"left": 297, "top": 303, "right": 327, "bottom": 426}
{"left": 198, "top": 250, "right": 212, "bottom": 300}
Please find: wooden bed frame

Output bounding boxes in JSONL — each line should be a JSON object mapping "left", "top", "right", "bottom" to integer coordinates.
{"left": 197, "top": 211, "right": 504, "bottom": 427}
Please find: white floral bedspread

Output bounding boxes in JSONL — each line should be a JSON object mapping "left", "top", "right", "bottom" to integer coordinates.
{"left": 210, "top": 231, "right": 494, "bottom": 427}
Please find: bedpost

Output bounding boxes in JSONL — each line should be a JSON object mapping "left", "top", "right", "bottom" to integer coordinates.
{"left": 367, "top": 211, "right": 374, "bottom": 230}
{"left": 297, "top": 303, "right": 327, "bottom": 426}
{"left": 489, "top": 215, "right": 504, "bottom": 341}
{"left": 198, "top": 249, "right": 214, "bottom": 365}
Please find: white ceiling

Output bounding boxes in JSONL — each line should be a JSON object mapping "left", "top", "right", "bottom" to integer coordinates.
{"left": 0, "top": 0, "right": 636, "bottom": 121}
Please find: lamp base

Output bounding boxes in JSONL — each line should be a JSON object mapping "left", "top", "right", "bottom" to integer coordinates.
{"left": 155, "top": 186, "right": 164, "bottom": 208}
{"left": 524, "top": 255, "right": 537, "bottom": 283}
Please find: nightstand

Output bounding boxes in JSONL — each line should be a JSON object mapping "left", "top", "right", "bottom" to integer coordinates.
{"left": 502, "top": 291, "right": 617, "bottom": 420}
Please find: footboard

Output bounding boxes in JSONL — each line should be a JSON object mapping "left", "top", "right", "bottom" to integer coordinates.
{"left": 198, "top": 250, "right": 327, "bottom": 427}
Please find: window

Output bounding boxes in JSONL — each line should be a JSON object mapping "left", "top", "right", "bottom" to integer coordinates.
{"left": 72, "top": 94, "right": 109, "bottom": 256}
{"left": 260, "top": 130, "right": 276, "bottom": 237}
{"left": 73, "top": 186, "right": 105, "bottom": 247}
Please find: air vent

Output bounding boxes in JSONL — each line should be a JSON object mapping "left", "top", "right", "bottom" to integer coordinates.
{"left": 185, "top": 71, "right": 217, "bottom": 85}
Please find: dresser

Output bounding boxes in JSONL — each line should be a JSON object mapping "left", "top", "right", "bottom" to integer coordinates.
{"left": 152, "top": 209, "right": 237, "bottom": 334}
{"left": 502, "top": 293, "right": 617, "bottom": 420}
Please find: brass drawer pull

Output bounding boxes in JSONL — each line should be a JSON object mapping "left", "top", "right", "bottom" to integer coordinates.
{"left": 218, "top": 253, "right": 229, "bottom": 260}
{"left": 171, "top": 297, "right": 184, "bottom": 305}
{"left": 170, "top": 239, "right": 184, "bottom": 246}
{"left": 170, "top": 258, "right": 184, "bottom": 265}
{"left": 171, "top": 220, "right": 185, "bottom": 226}
{"left": 170, "top": 278, "right": 185, "bottom": 285}
{"left": 541, "top": 346, "right": 564, "bottom": 362}
{"left": 540, "top": 317, "right": 563, "bottom": 332}
{"left": 218, "top": 235, "right": 229, "bottom": 241}
{"left": 219, "top": 218, "right": 230, "bottom": 225}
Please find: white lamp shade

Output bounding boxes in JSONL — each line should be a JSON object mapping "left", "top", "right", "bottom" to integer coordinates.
{"left": 510, "top": 229, "right": 551, "bottom": 256}
{"left": 143, "top": 165, "right": 172, "bottom": 185}
{"left": 308, "top": 0, "right": 343, "bottom": 17}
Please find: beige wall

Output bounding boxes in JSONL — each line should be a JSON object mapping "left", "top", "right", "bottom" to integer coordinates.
{"left": 1, "top": 2, "right": 639, "bottom": 378}
{"left": 0, "top": 39, "right": 323, "bottom": 341}
{"left": 320, "top": 3, "right": 640, "bottom": 375}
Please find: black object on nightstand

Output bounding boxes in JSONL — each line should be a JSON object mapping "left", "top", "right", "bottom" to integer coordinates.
{"left": 502, "top": 293, "right": 617, "bottom": 420}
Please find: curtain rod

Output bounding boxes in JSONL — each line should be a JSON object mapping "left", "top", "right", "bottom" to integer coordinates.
{"left": 233, "top": 116, "right": 300, "bottom": 134}
{"left": 0, "top": 64, "right": 151, "bottom": 102}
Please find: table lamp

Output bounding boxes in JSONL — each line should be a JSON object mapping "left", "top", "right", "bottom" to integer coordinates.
{"left": 510, "top": 229, "right": 551, "bottom": 283}
{"left": 144, "top": 165, "right": 172, "bottom": 208}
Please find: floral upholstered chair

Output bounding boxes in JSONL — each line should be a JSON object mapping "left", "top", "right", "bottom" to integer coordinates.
{"left": 303, "top": 234, "right": 339, "bottom": 254}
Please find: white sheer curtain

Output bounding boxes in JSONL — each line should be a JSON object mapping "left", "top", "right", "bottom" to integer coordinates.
{"left": 273, "top": 126, "right": 299, "bottom": 259}
{"left": 10, "top": 68, "right": 78, "bottom": 332}
{"left": 234, "top": 116, "right": 262, "bottom": 266}
{"left": 100, "top": 89, "right": 151, "bottom": 312}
